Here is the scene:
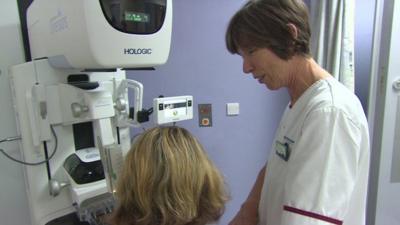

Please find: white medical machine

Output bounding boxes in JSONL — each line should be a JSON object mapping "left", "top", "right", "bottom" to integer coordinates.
{"left": 28, "top": 0, "right": 171, "bottom": 69}
{"left": 8, "top": 0, "right": 191, "bottom": 225}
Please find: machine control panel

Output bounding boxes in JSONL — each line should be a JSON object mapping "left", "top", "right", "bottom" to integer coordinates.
{"left": 153, "top": 96, "right": 193, "bottom": 125}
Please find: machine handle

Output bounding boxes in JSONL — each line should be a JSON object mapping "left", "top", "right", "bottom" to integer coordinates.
{"left": 392, "top": 77, "right": 400, "bottom": 91}
{"left": 115, "top": 79, "right": 144, "bottom": 127}
{"left": 26, "top": 91, "right": 40, "bottom": 147}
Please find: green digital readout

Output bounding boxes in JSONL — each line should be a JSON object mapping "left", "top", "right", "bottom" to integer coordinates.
{"left": 125, "top": 12, "right": 149, "bottom": 23}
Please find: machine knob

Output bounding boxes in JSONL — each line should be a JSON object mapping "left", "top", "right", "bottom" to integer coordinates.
{"left": 49, "top": 179, "right": 69, "bottom": 197}
{"left": 115, "top": 98, "right": 127, "bottom": 111}
{"left": 71, "top": 102, "right": 89, "bottom": 117}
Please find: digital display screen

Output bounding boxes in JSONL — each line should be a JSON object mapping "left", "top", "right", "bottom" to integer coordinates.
{"left": 124, "top": 11, "right": 150, "bottom": 23}
{"left": 164, "top": 102, "right": 187, "bottom": 109}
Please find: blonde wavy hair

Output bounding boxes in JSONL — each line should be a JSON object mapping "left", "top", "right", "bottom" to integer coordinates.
{"left": 110, "top": 126, "right": 228, "bottom": 225}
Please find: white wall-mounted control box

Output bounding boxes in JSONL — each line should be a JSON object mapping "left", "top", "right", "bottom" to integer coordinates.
{"left": 153, "top": 96, "right": 193, "bottom": 125}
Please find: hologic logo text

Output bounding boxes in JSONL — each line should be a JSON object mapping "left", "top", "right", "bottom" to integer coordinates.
{"left": 124, "top": 48, "right": 152, "bottom": 55}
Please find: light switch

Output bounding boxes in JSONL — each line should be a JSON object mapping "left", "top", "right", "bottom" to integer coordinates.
{"left": 227, "top": 103, "right": 239, "bottom": 116}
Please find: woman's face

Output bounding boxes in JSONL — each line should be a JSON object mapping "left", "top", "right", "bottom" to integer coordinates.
{"left": 239, "top": 47, "right": 289, "bottom": 90}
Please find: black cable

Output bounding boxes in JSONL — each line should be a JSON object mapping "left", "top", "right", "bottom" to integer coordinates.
{"left": 0, "top": 136, "right": 21, "bottom": 143}
{"left": 0, "top": 125, "right": 58, "bottom": 166}
{"left": 147, "top": 107, "right": 154, "bottom": 114}
{"left": 116, "top": 127, "right": 121, "bottom": 144}
{"left": 43, "top": 141, "right": 52, "bottom": 180}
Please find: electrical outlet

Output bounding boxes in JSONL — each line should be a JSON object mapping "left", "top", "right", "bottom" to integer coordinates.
{"left": 198, "top": 104, "right": 212, "bottom": 127}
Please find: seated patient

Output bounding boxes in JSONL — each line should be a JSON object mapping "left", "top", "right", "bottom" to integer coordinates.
{"left": 108, "top": 126, "right": 228, "bottom": 225}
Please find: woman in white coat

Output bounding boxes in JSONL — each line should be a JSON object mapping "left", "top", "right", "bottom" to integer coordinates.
{"left": 225, "top": 0, "right": 370, "bottom": 225}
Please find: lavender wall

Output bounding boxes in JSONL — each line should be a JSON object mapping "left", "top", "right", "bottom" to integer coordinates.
{"left": 126, "top": 0, "right": 375, "bottom": 224}
{"left": 126, "top": 0, "right": 288, "bottom": 224}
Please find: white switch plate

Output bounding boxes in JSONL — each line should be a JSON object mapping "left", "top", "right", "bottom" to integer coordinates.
{"left": 227, "top": 103, "right": 239, "bottom": 116}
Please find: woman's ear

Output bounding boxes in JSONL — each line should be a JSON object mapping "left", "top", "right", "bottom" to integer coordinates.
{"left": 287, "top": 23, "right": 298, "bottom": 39}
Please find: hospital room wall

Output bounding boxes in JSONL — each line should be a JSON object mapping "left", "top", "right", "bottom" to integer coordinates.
{"left": 0, "top": 1, "right": 376, "bottom": 225}
{"left": 127, "top": 1, "right": 289, "bottom": 224}
{"left": 126, "top": 0, "right": 375, "bottom": 224}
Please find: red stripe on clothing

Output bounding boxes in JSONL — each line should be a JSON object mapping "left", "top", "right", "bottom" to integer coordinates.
{"left": 283, "top": 205, "right": 343, "bottom": 225}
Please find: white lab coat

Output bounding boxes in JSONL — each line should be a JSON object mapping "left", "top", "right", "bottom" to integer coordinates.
{"left": 258, "top": 77, "right": 370, "bottom": 225}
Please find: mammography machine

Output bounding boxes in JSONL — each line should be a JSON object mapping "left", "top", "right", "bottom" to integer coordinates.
{"left": 8, "top": 0, "right": 192, "bottom": 224}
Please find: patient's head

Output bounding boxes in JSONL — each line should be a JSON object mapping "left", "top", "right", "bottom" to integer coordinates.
{"left": 111, "top": 126, "right": 228, "bottom": 225}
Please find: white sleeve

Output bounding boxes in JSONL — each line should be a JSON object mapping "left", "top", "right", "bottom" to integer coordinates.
{"left": 281, "top": 107, "right": 362, "bottom": 225}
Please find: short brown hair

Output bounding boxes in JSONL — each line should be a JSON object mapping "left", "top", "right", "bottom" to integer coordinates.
{"left": 111, "top": 126, "right": 228, "bottom": 225}
{"left": 226, "top": 0, "right": 311, "bottom": 59}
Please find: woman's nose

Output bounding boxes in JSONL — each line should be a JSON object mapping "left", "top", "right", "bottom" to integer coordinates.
{"left": 243, "top": 59, "right": 253, "bottom": 74}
